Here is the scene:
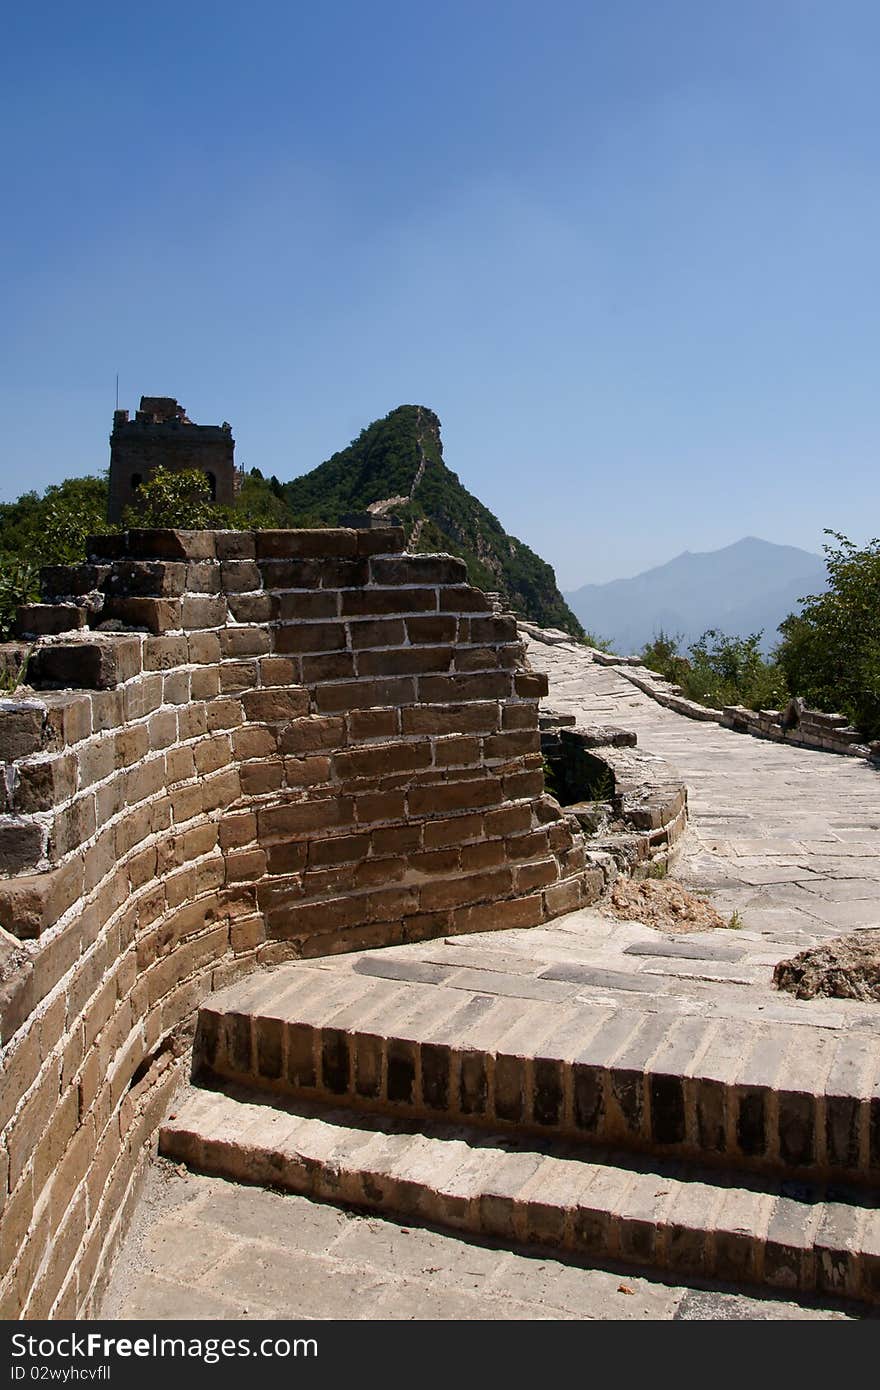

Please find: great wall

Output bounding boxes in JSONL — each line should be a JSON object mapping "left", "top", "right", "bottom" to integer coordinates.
{"left": 1, "top": 527, "right": 879, "bottom": 1320}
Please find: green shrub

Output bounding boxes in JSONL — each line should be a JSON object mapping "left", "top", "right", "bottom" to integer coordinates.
{"left": 641, "top": 629, "right": 788, "bottom": 712}
{"left": 122, "top": 467, "right": 225, "bottom": 530}
{"left": 775, "top": 532, "right": 880, "bottom": 740}
{"left": 0, "top": 560, "right": 39, "bottom": 641}
{"left": 0, "top": 475, "right": 113, "bottom": 572}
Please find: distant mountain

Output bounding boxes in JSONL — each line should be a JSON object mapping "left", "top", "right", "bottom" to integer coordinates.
{"left": 565, "top": 537, "right": 827, "bottom": 655}
{"left": 283, "top": 405, "right": 583, "bottom": 637}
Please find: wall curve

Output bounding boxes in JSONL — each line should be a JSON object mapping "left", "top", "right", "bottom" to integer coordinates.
{"left": 0, "top": 526, "right": 597, "bottom": 1318}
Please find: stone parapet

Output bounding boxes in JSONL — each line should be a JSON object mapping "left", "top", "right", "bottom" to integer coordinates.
{"left": 535, "top": 633, "right": 879, "bottom": 762}
{"left": 0, "top": 527, "right": 601, "bottom": 1318}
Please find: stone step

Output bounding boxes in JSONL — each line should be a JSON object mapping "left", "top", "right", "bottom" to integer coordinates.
{"left": 160, "top": 1083, "right": 880, "bottom": 1306}
{"left": 192, "top": 960, "right": 880, "bottom": 1187}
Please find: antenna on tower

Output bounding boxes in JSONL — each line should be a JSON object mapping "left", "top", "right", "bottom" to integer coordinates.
{"left": 115, "top": 373, "right": 119, "bottom": 410}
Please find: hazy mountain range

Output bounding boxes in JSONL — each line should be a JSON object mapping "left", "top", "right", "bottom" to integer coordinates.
{"left": 564, "top": 537, "right": 827, "bottom": 655}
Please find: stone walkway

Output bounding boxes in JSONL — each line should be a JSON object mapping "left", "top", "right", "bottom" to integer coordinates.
{"left": 101, "top": 635, "right": 879, "bottom": 1322}
{"left": 526, "top": 634, "right": 880, "bottom": 947}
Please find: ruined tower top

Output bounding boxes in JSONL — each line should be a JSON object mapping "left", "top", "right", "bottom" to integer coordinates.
{"left": 108, "top": 395, "right": 235, "bottom": 522}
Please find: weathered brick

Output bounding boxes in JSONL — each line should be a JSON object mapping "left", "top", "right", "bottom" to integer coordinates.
{"left": 185, "top": 561, "right": 221, "bottom": 593}
{"left": 258, "top": 798, "right": 355, "bottom": 841}
{"left": 460, "top": 840, "right": 506, "bottom": 872}
{"left": 123, "top": 673, "right": 163, "bottom": 721}
{"left": 354, "top": 790, "right": 407, "bottom": 824}
{"left": 345, "top": 708, "right": 397, "bottom": 742}
{"left": 274, "top": 591, "right": 339, "bottom": 621}
{"left": 52, "top": 796, "right": 97, "bottom": 856}
{"left": 240, "top": 688, "right": 310, "bottom": 723}
{"left": 10, "top": 755, "right": 77, "bottom": 813}
{"left": 423, "top": 813, "right": 484, "bottom": 848}
{"left": 370, "top": 555, "right": 467, "bottom": 586}
{"left": 274, "top": 622, "right": 348, "bottom": 655}
{"left": 181, "top": 594, "right": 227, "bottom": 629}
{"left": 438, "top": 585, "right": 492, "bottom": 613}
{"left": 401, "top": 702, "right": 500, "bottom": 736}
{"left": 406, "top": 615, "right": 457, "bottom": 645}
{"left": 8, "top": 1059, "right": 61, "bottom": 1187}
{"left": 421, "top": 868, "right": 512, "bottom": 910}
{"left": 420, "top": 1042, "right": 450, "bottom": 1110}
{"left": 301, "top": 653, "right": 356, "bottom": 683}
{"left": 256, "top": 558, "right": 321, "bottom": 588}
{"left": 279, "top": 716, "right": 345, "bottom": 754}
{"left": 418, "top": 673, "right": 513, "bottom": 704}
{"left": 219, "top": 660, "right": 259, "bottom": 693}
{"left": 126, "top": 529, "right": 217, "bottom": 560}
{"left": 502, "top": 703, "right": 537, "bottom": 730}
{"left": 104, "top": 559, "right": 187, "bottom": 597}
{"left": 40, "top": 693, "right": 93, "bottom": 749}
{"left": 514, "top": 859, "right": 559, "bottom": 893}
{"left": 315, "top": 678, "right": 416, "bottom": 713}
{"left": 258, "top": 657, "right": 299, "bottom": 687}
{"left": 483, "top": 730, "right": 541, "bottom": 760}
{"left": 340, "top": 587, "right": 436, "bottom": 617}
{"left": 239, "top": 760, "right": 283, "bottom": 795}
{"left": 228, "top": 592, "right": 273, "bottom": 624}
{"left": 334, "top": 742, "right": 432, "bottom": 780}
{"left": 219, "top": 627, "right": 270, "bottom": 658}
{"left": 219, "top": 560, "right": 261, "bottom": 592}
{"left": 514, "top": 671, "right": 549, "bottom": 698}
{"left": 503, "top": 769, "right": 545, "bottom": 800}
{"left": 215, "top": 532, "right": 256, "bottom": 561}
{"left": 0, "top": 860, "right": 84, "bottom": 939}
{"left": 16, "top": 604, "right": 86, "bottom": 637}
{"left": 408, "top": 778, "right": 504, "bottom": 817}
{"left": 543, "top": 878, "right": 582, "bottom": 916}
{"left": 347, "top": 619, "right": 406, "bottom": 649}
{"left": 141, "top": 635, "right": 189, "bottom": 672}
{"left": 356, "top": 527, "right": 405, "bottom": 556}
{"left": 387, "top": 1039, "right": 417, "bottom": 1104}
{"left": 256, "top": 529, "right": 358, "bottom": 559}
{"left": 455, "top": 646, "right": 502, "bottom": 673}
{"left": 187, "top": 631, "right": 222, "bottom": 665}
{"left": 101, "top": 597, "right": 182, "bottom": 634}
{"left": 284, "top": 755, "right": 331, "bottom": 786}
{"left": 206, "top": 698, "right": 243, "bottom": 732}
{"left": 29, "top": 636, "right": 141, "bottom": 691}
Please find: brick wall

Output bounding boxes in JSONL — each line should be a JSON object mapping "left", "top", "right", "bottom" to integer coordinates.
{"left": 0, "top": 526, "right": 595, "bottom": 1318}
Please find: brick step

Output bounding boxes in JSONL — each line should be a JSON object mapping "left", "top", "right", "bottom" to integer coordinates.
{"left": 160, "top": 1083, "right": 880, "bottom": 1305}
{"left": 192, "top": 961, "right": 880, "bottom": 1187}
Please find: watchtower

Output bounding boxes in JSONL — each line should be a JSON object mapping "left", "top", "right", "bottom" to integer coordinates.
{"left": 108, "top": 396, "right": 236, "bottom": 522}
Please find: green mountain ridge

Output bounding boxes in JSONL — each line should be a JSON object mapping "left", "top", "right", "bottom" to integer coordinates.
{"left": 283, "top": 405, "right": 583, "bottom": 637}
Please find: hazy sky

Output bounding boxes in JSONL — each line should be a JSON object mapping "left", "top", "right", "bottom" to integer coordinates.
{"left": 3, "top": 2, "right": 879, "bottom": 586}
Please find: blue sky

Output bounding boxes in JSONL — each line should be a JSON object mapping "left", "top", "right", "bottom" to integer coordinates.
{"left": 2, "top": 1, "right": 879, "bottom": 586}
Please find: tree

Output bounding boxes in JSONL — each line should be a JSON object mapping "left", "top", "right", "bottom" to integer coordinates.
{"left": 775, "top": 531, "right": 880, "bottom": 739}
{"left": 0, "top": 474, "right": 112, "bottom": 640}
{"left": 0, "top": 475, "right": 110, "bottom": 569}
{"left": 121, "top": 467, "right": 224, "bottom": 530}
